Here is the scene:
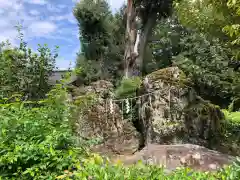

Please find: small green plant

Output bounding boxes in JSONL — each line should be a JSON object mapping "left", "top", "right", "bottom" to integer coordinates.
{"left": 220, "top": 109, "right": 240, "bottom": 155}
{"left": 115, "top": 76, "right": 142, "bottom": 98}
{"left": 223, "top": 109, "right": 240, "bottom": 124}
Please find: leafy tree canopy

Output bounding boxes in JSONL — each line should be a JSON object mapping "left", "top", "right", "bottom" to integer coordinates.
{"left": 73, "top": 0, "right": 126, "bottom": 85}
{"left": 0, "top": 25, "right": 58, "bottom": 100}
{"left": 175, "top": 0, "right": 240, "bottom": 58}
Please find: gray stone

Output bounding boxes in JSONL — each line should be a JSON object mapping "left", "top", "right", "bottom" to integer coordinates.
{"left": 137, "top": 67, "right": 224, "bottom": 147}
{"left": 112, "top": 144, "right": 234, "bottom": 172}
{"left": 73, "top": 80, "right": 140, "bottom": 155}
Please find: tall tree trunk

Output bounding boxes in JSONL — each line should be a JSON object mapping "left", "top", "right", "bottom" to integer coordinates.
{"left": 124, "top": 0, "right": 137, "bottom": 78}
{"left": 136, "top": 15, "right": 157, "bottom": 77}
{"left": 124, "top": 0, "right": 157, "bottom": 78}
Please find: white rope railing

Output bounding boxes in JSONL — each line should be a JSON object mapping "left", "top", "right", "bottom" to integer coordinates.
{"left": 110, "top": 88, "right": 167, "bottom": 102}
{"left": 104, "top": 86, "right": 180, "bottom": 121}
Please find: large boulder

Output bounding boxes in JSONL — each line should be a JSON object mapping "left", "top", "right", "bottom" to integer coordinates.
{"left": 72, "top": 80, "right": 140, "bottom": 155}
{"left": 138, "top": 67, "right": 224, "bottom": 147}
{"left": 112, "top": 144, "right": 234, "bottom": 173}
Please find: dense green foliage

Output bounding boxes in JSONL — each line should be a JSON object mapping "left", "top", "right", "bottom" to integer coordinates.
{"left": 0, "top": 85, "right": 83, "bottom": 179}
{"left": 1, "top": 85, "right": 240, "bottom": 179}
{"left": 115, "top": 77, "right": 142, "bottom": 98}
{"left": 73, "top": 0, "right": 125, "bottom": 84}
{"left": 1, "top": 0, "right": 240, "bottom": 178}
{"left": 175, "top": 0, "right": 240, "bottom": 58}
{"left": 173, "top": 32, "right": 240, "bottom": 106}
{"left": 73, "top": 0, "right": 240, "bottom": 108}
{"left": 0, "top": 26, "right": 58, "bottom": 100}
{"left": 223, "top": 110, "right": 240, "bottom": 124}
{"left": 147, "top": 16, "right": 240, "bottom": 108}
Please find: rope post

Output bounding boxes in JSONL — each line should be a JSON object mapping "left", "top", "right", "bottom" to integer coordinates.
{"left": 125, "top": 99, "right": 130, "bottom": 114}
{"left": 130, "top": 98, "right": 133, "bottom": 122}
{"left": 139, "top": 96, "right": 142, "bottom": 124}
{"left": 169, "top": 88, "right": 171, "bottom": 111}
{"left": 105, "top": 99, "right": 108, "bottom": 127}
{"left": 121, "top": 100, "right": 124, "bottom": 121}
{"left": 110, "top": 99, "right": 115, "bottom": 131}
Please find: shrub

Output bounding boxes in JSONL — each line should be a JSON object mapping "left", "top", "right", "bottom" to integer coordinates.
{"left": 115, "top": 76, "right": 142, "bottom": 98}
{"left": 223, "top": 109, "right": 240, "bottom": 124}
{"left": 0, "top": 25, "right": 58, "bottom": 100}
{"left": 221, "top": 109, "right": 240, "bottom": 155}
{"left": 0, "top": 84, "right": 83, "bottom": 179}
{"left": 222, "top": 109, "right": 240, "bottom": 137}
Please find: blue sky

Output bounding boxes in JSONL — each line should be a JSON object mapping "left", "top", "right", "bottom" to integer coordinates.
{"left": 0, "top": 0, "right": 125, "bottom": 70}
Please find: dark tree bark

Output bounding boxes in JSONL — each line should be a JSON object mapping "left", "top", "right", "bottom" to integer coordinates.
{"left": 136, "top": 14, "right": 157, "bottom": 76}
{"left": 123, "top": 0, "right": 174, "bottom": 78}
{"left": 124, "top": 0, "right": 158, "bottom": 78}
{"left": 124, "top": 0, "right": 137, "bottom": 77}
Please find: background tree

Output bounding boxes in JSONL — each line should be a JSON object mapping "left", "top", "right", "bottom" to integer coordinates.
{"left": 174, "top": 0, "right": 240, "bottom": 108}
{"left": 147, "top": 14, "right": 240, "bottom": 108}
{"left": 0, "top": 26, "right": 58, "bottom": 100}
{"left": 73, "top": 0, "right": 240, "bottom": 108}
{"left": 73, "top": 0, "right": 126, "bottom": 85}
{"left": 123, "top": 0, "right": 180, "bottom": 77}
{"left": 175, "top": 0, "right": 240, "bottom": 60}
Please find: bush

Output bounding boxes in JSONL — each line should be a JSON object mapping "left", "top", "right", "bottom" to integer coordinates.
{"left": 223, "top": 110, "right": 240, "bottom": 124}
{"left": 221, "top": 109, "right": 240, "bottom": 155}
{"left": 0, "top": 84, "right": 83, "bottom": 179}
{"left": 115, "top": 76, "right": 142, "bottom": 98}
{"left": 222, "top": 109, "right": 240, "bottom": 137}
{"left": 0, "top": 26, "right": 58, "bottom": 100}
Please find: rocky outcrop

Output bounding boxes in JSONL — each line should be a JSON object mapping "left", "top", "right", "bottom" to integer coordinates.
{"left": 138, "top": 67, "right": 224, "bottom": 147}
{"left": 72, "top": 80, "right": 140, "bottom": 155}
{"left": 112, "top": 144, "right": 234, "bottom": 172}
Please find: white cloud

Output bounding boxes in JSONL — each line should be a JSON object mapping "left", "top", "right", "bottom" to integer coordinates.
{"left": 72, "top": 0, "right": 79, "bottom": 3}
{"left": 0, "top": 0, "right": 15, "bottom": 8}
{"left": 27, "top": 21, "right": 57, "bottom": 37}
{"left": 42, "top": 34, "right": 75, "bottom": 43}
{"left": 0, "top": 0, "right": 126, "bottom": 70}
{"left": 0, "top": 0, "right": 25, "bottom": 45}
{"left": 0, "top": 29, "right": 19, "bottom": 46}
{"left": 55, "top": 42, "right": 79, "bottom": 70}
{"left": 0, "top": 0, "right": 24, "bottom": 10}
{"left": 0, "top": 19, "right": 10, "bottom": 28}
{"left": 72, "top": 0, "right": 126, "bottom": 10}
{"left": 24, "top": 0, "right": 47, "bottom": 5}
{"left": 0, "top": 9, "right": 4, "bottom": 15}
{"left": 49, "top": 13, "right": 77, "bottom": 24}
{"left": 29, "top": 9, "right": 40, "bottom": 16}
{"left": 58, "top": 4, "right": 67, "bottom": 9}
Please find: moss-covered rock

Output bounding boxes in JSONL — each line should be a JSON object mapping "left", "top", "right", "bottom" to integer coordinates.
{"left": 184, "top": 99, "right": 224, "bottom": 147}
{"left": 146, "top": 66, "right": 193, "bottom": 88}
{"left": 138, "top": 67, "right": 224, "bottom": 147}
{"left": 72, "top": 80, "right": 140, "bottom": 155}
